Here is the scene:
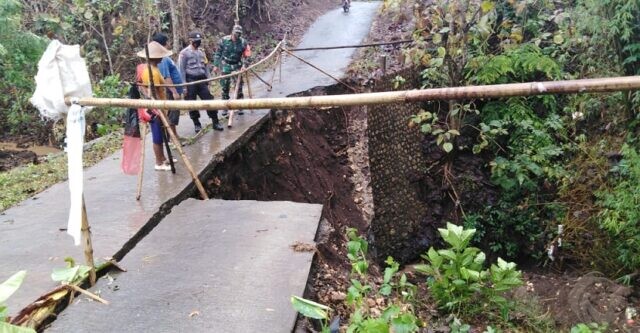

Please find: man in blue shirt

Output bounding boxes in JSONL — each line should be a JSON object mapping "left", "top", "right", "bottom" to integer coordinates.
{"left": 152, "top": 33, "right": 184, "bottom": 140}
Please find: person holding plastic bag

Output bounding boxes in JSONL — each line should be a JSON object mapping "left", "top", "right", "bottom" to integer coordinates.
{"left": 136, "top": 41, "right": 175, "bottom": 171}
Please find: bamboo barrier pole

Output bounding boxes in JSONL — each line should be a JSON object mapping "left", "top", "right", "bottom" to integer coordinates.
{"left": 289, "top": 39, "right": 414, "bottom": 52}
{"left": 136, "top": 122, "right": 148, "bottom": 201}
{"left": 245, "top": 72, "right": 253, "bottom": 99}
{"left": 249, "top": 69, "right": 272, "bottom": 91}
{"left": 141, "top": 40, "right": 284, "bottom": 88}
{"left": 155, "top": 110, "right": 209, "bottom": 199}
{"left": 141, "top": 45, "right": 208, "bottom": 200}
{"left": 282, "top": 48, "right": 356, "bottom": 91}
{"left": 66, "top": 76, "right": 640, "bottom": 111}
{"left": 80, "top": 197, "right": 96, "bottom": 286}
{"left": 227, "top": 74, "right": 243, "bottom": 128}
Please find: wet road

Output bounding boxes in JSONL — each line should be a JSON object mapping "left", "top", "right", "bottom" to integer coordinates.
{"left": 0, "top": 1, "right": 381, "bottom": 329}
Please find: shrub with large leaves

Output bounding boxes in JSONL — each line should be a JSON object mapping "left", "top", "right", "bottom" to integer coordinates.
{"left": 415, "top": 223, "right": 522, "bottom": 317}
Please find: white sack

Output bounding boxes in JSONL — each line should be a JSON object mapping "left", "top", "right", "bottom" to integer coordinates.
{"left": 30, "top": 40, "right": 93, "bottom": 246}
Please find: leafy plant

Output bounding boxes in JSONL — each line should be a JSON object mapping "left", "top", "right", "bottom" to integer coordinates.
{"left": 595, "top": 144, "right": 640, "bottom": 272}
{"left": 0, "top": 271, "right": 36, "bottom": 333}
{"left": 570, "top": 322, "right": 608, "bottom": 333}
{"left": 290, "top": 295, "right": 332, "bottom": 333}
{"left": 51, "top": 257, "right": 92, "bottom": 284}
{"left": 415, "top": 223, "right": 522, "bottom": 318}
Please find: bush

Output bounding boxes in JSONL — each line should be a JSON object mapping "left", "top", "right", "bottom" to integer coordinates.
{"left": 415, "top": 223, "right": 522, "bottom": 318}
{"left": 0, "top": 0, "right": 47, "bottom": 137}
{"left": 595, "top": 144, "right": 640, "bottom": 272}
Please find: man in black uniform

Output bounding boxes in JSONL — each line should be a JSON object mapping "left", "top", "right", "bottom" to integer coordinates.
{"left": 178, "top": 32, "right": 223, "bottom": 132}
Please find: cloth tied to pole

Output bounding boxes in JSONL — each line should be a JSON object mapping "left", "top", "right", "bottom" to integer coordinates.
{"left": 30, "top": 40, "right": 93, "bottom": 246}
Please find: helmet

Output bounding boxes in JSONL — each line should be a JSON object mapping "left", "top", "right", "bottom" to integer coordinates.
{"left": 232, "top": 25, "right": 243, "bottom": 34}
{"left": 188, "top": 31, "right": 203, "bottom": 41}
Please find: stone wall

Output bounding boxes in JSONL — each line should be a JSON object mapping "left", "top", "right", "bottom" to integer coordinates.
{"left": 367, "top": 69, "right": 430, "bottom": 264}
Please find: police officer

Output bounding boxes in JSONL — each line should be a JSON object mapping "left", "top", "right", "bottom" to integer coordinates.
{"left": 212, "top": 25, "right": 251, "bottom": 115}
{"left": 178, "top": 31, "right": 223, "bottom": 132}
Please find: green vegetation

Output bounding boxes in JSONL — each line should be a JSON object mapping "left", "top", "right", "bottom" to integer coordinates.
{"left": 0, "top": 132, "right": 122, "bottom": 212}
{"left": 0, "top": 271, "right": 36, "bottom": 333}
{"left": 406, "top": 0, "right": 640, "bottom": 276}
{"left": 293, "top": 227, "right": 548, "bottom": 332}
{"left": 415, "top": 223, "right": 522, "bottom": 318}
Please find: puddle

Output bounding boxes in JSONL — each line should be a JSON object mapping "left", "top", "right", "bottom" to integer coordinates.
{"left": 0, "top": 141, "right": 61, "bottom": 156}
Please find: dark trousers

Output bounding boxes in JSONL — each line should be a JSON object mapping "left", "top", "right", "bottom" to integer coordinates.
{"left": 185, "top": 77, "right": 218, "bottom": 125}
{"left": 220, "top": 73, "right": 244, "bottom": 100}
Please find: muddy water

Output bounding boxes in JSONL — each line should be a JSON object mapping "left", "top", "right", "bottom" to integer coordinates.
{"left": 0, "top": 141, "right": 61, "bottom": 155}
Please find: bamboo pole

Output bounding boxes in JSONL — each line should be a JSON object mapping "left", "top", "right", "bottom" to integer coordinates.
{"left": 227, "top": 74, "right": 243, "bottom": 128}
{"left": 81, "top": 197, "right": 96, "bottom": 286}
{"left": 136, "top": 122, "right": 148, "bottom": 200}
{"left": 156, "top": 110, "right": 209, "bottom": 200}
{"left": 282, "top": 48, "right": 356, "bottom": 91}
{"left": 245, "top": 72, "right": 253, "bottom": 99}
{"left": 249, "top": 69, "right": 272, "bottom": 91}
{"left": 141, "top": 40, "right": 284, "bottom": 88}
{"left": 289, "top": 39, "right": 414, "bottom": 52}
{"left": 142, "top": 47, "right": 208, "bottom": 199}
{"left": 67, "top": 76, "right": 640, "bottom": 111}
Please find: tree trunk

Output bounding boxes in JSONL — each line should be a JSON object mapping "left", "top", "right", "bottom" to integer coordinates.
{"left": 169, "top": 0, "right": 180, "bottom": 52}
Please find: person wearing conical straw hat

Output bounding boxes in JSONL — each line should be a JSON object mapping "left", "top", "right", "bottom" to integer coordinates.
{"left": 135, "top": 41, "right": 175, "bottom": 171}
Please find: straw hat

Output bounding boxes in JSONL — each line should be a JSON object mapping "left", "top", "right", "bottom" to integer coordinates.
{"left": 136, "top": 41, "right": 173, "bottom": 59}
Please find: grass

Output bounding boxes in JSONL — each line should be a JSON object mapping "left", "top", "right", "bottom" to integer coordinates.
{"left": 0, "top": 131, "right": 123, "bottom": 212}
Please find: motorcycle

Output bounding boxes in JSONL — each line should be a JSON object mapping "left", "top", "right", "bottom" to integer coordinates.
{"left": 342, "top": 0, "right": 350, "bottom": 12}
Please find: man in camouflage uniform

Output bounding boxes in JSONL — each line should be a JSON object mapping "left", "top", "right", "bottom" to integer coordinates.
{"left": 212, "top": 24, "right": 251, "bottom": 115}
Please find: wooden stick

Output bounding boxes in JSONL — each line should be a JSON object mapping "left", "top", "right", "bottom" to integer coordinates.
{"left": 155, "top": 110, "right": 209, "bottom": 200}
{"left": 245, "top": 72, "right": 253, "bottom": 99}
{"left": 269, "top": 51, "right": 281, "bottom": 88}
{"left": 136, "top": 122, "right": 147, "bottom": 201}
{"left": 68, "top": 76, "right": 640, "bottom": 110}
{"left": 227, "top": 74, "right": 243, "bottom": 128}
{"left": 66, "top": 284, "right": 109, "bottom": 305}
{"left": 81, "top": 197, "right": 96, "bottom": 286}
{"left": 249, "top": 69, "right": 272, "bottom": 91}
{"left": 282, "top": 48, "right": 356, "bottom": 91}
{"left": 139, "top": 39, "right": 284, "bottom": 88}
{"left": 289, "top": 39, "right": 414, "bottom": 52}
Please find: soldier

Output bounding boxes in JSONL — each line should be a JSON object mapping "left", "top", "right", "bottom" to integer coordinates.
{"left": 212, "top": 24, "right": 252, "bottom": 115}
{"left": 178, "top": 31, "right": 223, "bottom": 133}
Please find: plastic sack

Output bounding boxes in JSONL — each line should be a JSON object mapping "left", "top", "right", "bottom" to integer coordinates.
{"left": 121, "top": 135, "right": 142, "bottom": 175}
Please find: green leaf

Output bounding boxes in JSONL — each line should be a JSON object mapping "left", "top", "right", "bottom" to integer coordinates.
{"left": 360, "top": 318, "right": 390, "bottom": 333}
{"left": 391, "top": 313, "right": 419, "bottom": 333}
{"left": 381, "top": 305, "right": 400, "bottom": 321}
{"left": 448, "top": 129, "right": 460, "bottom": 136}
{"left": 379, "top": 284, "right": 392, "bottom": 296}
{"left": 0, "top": 271, "right": 26, "bottom": 303}
{"left": 437, "top": 47, "right": 446, "bottom": 58}
{"left": 0, "top": 305, "right": 7, "bottom": 321}
{"left": 432, "top": 33, "right": 442, "bottom": 44}
{"left": 0, "top": 322, "right": 37, "bottom": 333}
{"left": 443, "top": 142, "right": 453, "bottom": 153}
{"left": 438, "top": 249, "right": 457, "bottom": 261}
{"left": 290, "top": 295, "right": 330, "bottom": 320}
{"left": 553, "top": 34, "right": 564, "bottom": 44}
{"left": 420, "top": 123, "right": 432, "bottom": 133}
{"left": 480, "top": 1, "right": 495, "bottom": 13}
{"left": 347, "top": 240, "right": 361, "bottom": 254}
{"left": 51, "top": 265, "right": 91, "bottom": 283}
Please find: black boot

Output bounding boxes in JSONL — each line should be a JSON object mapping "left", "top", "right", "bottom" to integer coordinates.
{"left": 211, "top": 118, "right": 224, "bottom": 131}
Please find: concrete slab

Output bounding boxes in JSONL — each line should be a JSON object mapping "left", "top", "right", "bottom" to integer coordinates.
{"left": 0, "top": 110, "right": 268, "bottom": 314}
{"left": 0, "top": 0, "right": 380, "bottom": 319}
{"left": 47, "top": 199, "right": 322, "bottom": 333}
